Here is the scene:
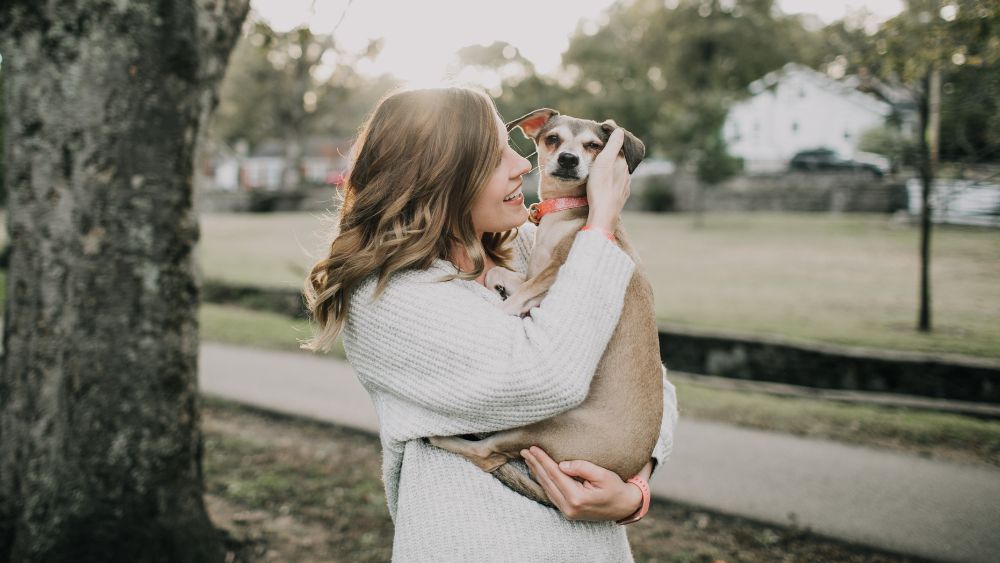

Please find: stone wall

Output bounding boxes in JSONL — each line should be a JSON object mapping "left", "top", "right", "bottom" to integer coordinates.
{"left": 630, "top": 170, "right": 909, "bottom": 213}
{"left": 659, "top": 323, "right": 1000, "bottom": 403}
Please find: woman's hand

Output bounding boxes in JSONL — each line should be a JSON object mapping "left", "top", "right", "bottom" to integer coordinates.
{"left": 521, "top": 446, "right": 652, "bottom": 522}
{"left": 585, "top": 128, "right": 632, "bottom": 234}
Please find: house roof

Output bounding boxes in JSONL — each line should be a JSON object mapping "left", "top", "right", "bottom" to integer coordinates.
{"left": 747, "top": 62, "right": 893, "bottom": 117}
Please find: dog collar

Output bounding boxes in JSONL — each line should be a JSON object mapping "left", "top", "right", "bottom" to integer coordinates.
{"left": 527, "top": 196, "right": 589, "bottom": 225}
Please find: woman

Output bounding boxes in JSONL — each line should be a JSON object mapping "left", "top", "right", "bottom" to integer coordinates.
{"left": 302, "top": 87, "right": 679, "bottom": 561}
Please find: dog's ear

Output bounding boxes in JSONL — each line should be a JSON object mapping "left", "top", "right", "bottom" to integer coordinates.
{"left": 600, "top": 120, "right": 646, "bottom": 174}
{"left": 507, "top": 108, "right": 559, "bottom": 139}
{"left": 621, "top": 131, "right": 646, "bottom": 174}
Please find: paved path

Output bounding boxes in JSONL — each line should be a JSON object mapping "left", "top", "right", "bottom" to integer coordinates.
{"left": 199, "top": 342, "right": 1000, "bottom": 563}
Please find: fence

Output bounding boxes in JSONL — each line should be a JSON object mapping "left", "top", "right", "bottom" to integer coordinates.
{"left": 905, "top": 178, "right": 1000, "bottom": 227}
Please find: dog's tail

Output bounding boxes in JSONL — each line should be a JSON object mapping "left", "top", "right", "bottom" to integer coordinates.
{"left": 492, "top": 463, "right": 554, "bottom": 508}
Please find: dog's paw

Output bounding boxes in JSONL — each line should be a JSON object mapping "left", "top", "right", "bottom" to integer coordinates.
{"left": 486, "top": 267, "right": 526, "bottom": 300}
{"left": 498, "top": 297, "right": 527, "bottom": 316}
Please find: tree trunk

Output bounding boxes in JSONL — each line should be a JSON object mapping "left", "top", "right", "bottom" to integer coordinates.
{"left": 692, "top": 180, "right": 705, "bottom": 228}
{"left": 0, "top": 1, "right": 248, "bottom": 561}
{"left": 917, "top": 67, "right": 939, "bottom": 333}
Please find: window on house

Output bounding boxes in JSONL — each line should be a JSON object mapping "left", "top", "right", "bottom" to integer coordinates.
{"left": 791, "top": 121, "right": 799, "bottom": 133}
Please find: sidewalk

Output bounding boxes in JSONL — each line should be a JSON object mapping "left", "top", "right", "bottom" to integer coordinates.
{"left": 199, "top": 342, "right": 1000, "bottom": 563}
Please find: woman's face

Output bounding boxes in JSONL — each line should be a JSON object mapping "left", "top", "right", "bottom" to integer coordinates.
{"left": 469, "top": 114, "right": 532, "bottom": 235}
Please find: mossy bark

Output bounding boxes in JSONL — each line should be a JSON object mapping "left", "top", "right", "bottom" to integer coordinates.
{"left": 0, "top": 1, "right": 249, "bottom": 561}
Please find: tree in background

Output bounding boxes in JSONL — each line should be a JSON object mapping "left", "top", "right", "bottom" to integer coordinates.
{"left": 852, "top": 0, "right": 1000, "bottom": 332}
{"left": 0, "top": 1, "right": 248, "bottom": 560}
{"left": 210, "top": 16, "right": 396, "bottom": 187}
{"left": 0, "top": 63, "right": 5, "bottom": 207}
{"left": 694, "top": 127, "right": 743, "bottom": 226}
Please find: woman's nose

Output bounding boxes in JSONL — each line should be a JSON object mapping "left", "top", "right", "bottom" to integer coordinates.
{"left": 516, "top": 154, "right": 531, "bottom": 176}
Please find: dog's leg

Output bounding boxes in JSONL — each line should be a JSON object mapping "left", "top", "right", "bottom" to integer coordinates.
{"left": 493, "top": 464, "right": 553, "bottom": 507}
{"left": 485, "top": 267, "right": 526, "bottom": 301}
{"left": 427, "top": 435, "right": 511, "bottom": 472}
{"left": 498, "top": 262, "right": 559, "bottom": 316}
{"left": 430, "top": 430, "right": 559, "bottom": 506}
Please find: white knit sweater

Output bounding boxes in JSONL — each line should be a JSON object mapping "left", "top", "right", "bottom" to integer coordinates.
{"left": 342, "top": 222, "right": 679, "bottom": 562}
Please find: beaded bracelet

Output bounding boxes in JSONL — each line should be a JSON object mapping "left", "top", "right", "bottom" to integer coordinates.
{"left": 580, "top": 224, "right": 616, "bottom": 241}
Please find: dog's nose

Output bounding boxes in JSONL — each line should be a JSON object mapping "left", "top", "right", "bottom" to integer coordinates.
{"left": 557, "top": 153, "right": 579, "bottom": 168}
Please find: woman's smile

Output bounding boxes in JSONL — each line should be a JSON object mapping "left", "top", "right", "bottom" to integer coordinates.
{"left": 503, "top": 185, "right": 524, "bottom": 204}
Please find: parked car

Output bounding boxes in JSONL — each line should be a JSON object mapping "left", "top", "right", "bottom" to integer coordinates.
{"left": 789, "top": 148, "right": 886, "bottom": 177}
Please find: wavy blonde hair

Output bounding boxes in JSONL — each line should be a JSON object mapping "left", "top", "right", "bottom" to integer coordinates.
{"left": 301, "top": 87, "right": 520, "bottom": 353}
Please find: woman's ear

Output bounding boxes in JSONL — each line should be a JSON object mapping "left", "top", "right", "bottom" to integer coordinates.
{"left": 506, "top": 109, "right": 559, "bottom": 139}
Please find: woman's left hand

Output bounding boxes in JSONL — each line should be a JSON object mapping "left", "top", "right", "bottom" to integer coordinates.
{"left": 521, "top": 446, "right": 650, "bottom": 522}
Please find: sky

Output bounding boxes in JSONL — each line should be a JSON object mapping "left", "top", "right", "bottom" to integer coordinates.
{"left": 251, "top": 0, "right": 905, "bottom": 86}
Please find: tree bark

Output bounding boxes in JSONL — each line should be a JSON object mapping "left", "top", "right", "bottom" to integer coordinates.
{"left": 917, "top": 67, "right": 938, "bottom": 333}
{"left": 0, "top": 1, "right": 248, "bottom": 561}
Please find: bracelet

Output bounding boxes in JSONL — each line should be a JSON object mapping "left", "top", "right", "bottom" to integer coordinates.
{"left": 616, "top": 475, "right": 651, "bottom": 525}
{"left": 580, "top": 224, "right": 616, "bottom": 242}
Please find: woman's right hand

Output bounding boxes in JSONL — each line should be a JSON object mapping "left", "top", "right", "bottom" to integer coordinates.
{"left": 521, "top": 446, "right": 645, "bottom": 522}
{"left": 585, "top": 128, "right": 631, "bottom": 233}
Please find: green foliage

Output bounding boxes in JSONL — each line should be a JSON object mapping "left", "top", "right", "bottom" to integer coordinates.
{"left": 641, "top": 179, "right": 676, "bottom": 212}
{"left": 873, "top": 0, "right": 999, "bottom": 84}
{"left": 210, "top": 18, "right": 398, "bottom": 148}
{"left": 858, "top": 125, "right": 920, "bottom": 168}
{"left": 696, "top": 129, "right": 742, "bottom": 185}
{"left": 851, "top": 0, "right": 1000, "bottom": 163}
{"left": 940, "top": 60, "right": 1000, "bottom": 161}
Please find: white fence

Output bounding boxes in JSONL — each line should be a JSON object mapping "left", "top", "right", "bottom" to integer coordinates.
{"left": 906, "top": 178, "right": 1000, "bottom": 227}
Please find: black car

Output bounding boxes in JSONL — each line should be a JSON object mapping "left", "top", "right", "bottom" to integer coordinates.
{"left": 789, "top": 148, "right": 885, "bottom": 177}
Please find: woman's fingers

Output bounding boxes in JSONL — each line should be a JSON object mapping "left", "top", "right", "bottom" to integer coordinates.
{"left": 556, "top": 459, "right": 613, "bottom": 483}
{"left": 594, "top": 128, "right": 625, "bottom": 167}
{"left": 526, "top": 446, "right": 587, "bottom": 513}
{"left": 522, "top": 448, "right": 569, "bottom": 510}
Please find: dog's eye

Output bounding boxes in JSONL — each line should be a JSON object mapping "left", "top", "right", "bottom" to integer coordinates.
{"left": 545, "top": 134, "right": 560, "bottom": 145}
{"left": 586, "top": 142, "right": 602, "bottom": 150}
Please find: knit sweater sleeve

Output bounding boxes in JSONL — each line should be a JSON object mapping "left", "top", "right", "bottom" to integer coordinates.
{"left": 345, "top": 229, "right": 635, "bottom": 436}
{"left": 650, "top": 365, "right": 679, "bottom": 477}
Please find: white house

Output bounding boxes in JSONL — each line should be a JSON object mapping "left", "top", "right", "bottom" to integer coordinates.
{"left": 722, "top": 63, "right": 894, "bottom": 173}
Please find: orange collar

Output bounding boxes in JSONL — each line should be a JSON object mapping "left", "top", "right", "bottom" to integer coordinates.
{"left": 527, "top": 196, "right": 589, "bottom": 225}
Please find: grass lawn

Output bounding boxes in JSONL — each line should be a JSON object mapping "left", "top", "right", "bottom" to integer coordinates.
{"left": 192, "top": 210, "right": 1000, "bottom": 359}
{"left": 199, "top": 303, "right": 1000, "bottom": 468}
{"left": 204, "top": 398, "right": 919, "bottom": 563}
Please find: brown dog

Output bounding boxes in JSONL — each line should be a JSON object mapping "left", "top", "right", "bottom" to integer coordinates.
{"left": 428, "top": 109, "right": 663, "bottom": 507}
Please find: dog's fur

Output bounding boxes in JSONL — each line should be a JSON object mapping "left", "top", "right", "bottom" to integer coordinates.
{"left": 428, "top": 109, "right": 663, "bottom": 506}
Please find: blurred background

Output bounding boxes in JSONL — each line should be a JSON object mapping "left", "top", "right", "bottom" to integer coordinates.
{"left": 181, "top": 0, "right": 999, "bottom": 353}
{"left": 1, "top": 0, "right": 998, "bottom": 562}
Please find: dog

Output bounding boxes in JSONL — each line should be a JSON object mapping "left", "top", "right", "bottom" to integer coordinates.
{"left": 428, "top": 109, "right": 663, "bottom": 507}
